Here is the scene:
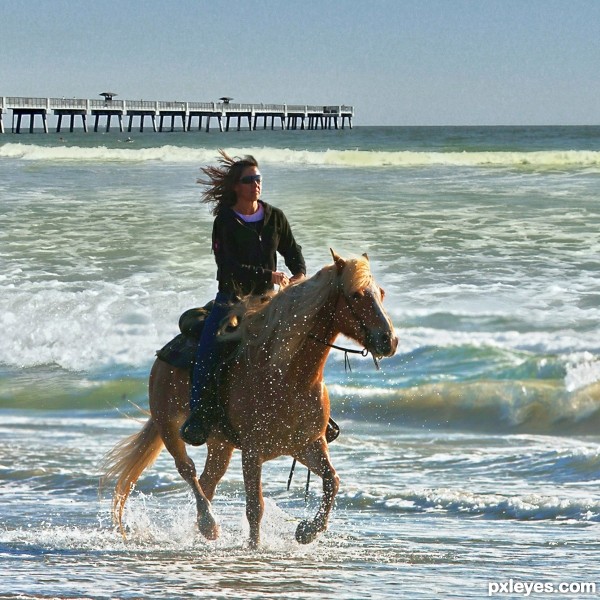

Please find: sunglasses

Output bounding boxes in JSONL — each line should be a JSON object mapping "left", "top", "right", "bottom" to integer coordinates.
{"left": 239, "top": 174, "right": 262, "bottom": 184}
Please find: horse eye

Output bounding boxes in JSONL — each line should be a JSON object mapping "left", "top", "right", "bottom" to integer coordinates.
{"left": 352, "top": 291, "right": 363, "bottom": 300}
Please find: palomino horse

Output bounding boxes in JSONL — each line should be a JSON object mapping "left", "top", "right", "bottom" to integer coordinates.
{"left": 101, "top": 250, "right": 397, "bottom": 548}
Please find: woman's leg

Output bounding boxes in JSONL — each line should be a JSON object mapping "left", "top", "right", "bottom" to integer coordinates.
{"left": 181, "top": 292, "right": 232, "bottom": 445}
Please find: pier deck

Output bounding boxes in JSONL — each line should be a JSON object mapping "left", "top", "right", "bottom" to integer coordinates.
{"left": 0, "top": 97, "right": 353, "bottom": 134}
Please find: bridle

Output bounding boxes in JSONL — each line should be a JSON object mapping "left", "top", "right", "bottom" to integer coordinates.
{"left": 308, "top": 287, "right": 381, "bottom": 371}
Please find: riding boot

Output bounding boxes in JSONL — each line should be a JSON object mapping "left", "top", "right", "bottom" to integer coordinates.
{"left": 180, "top": 402, "right": 213, "bottom": 446}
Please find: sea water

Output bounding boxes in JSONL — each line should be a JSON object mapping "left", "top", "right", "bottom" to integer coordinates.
{"left": 1, "top": 126, "right": 600, "bottom": 599}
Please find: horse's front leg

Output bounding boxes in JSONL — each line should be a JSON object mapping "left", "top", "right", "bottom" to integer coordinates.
{"left": 241, "top": 447, "right": 264, "bottom": 549}
{"left": 294, "top": 438, "right": 340, "bottom": 544}
{"left": 199, "top": 438, "right": 235, "bottom": 502}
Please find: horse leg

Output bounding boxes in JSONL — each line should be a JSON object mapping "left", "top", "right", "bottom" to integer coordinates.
{"left": 150, "top": 359, "right": 220, "bottom": 540}
{"left": 294, "top": 438, "right": 340, "bottom": 544}
{"left": 199, "top": 439, "right": 235, "bottom": 501}
{"left": 161, "top": 433, "right": 221, "bottom": 540}
{"left": 241, "top": 447, "right": 264, "bottom": 549}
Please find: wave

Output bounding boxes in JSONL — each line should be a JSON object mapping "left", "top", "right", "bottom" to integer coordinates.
{"left": 2, "top": 336, "right": 600, "bottom": 436}
{"left": 3, "top": 366, "right": 600, "bottom": 436}
{"left": 337, "top": 487, "right": 600, "bottom": 522}
{"left": 0, "top": 142, "right": 217, "bottom": 164}
{"left": 330, "top": 379, "right": 600, "bottom": 435}
{"left": 2, "top": 142, "right": 600, "bottom": 169}
{"left": 0, "top": 369, "right": 148, "bottom": 411}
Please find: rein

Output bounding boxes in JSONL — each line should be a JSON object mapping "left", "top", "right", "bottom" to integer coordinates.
{"left": 307, "top": 334, "right": 370, "bottom": 371}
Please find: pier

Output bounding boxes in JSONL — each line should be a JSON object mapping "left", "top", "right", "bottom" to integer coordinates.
{"left": 0, "top": 96, "right": 353, "bottom": 134}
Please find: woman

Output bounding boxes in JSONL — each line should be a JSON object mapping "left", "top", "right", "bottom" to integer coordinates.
{"left": 180, "top": 150, "right": 306, "bottom": 445}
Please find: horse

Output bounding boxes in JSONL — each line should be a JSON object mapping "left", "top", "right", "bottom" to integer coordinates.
{"left": 101, "top": 250, "right": 397, "bottom": 548}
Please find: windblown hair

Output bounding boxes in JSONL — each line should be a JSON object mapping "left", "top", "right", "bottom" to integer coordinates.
{"left": 222, "top": 255, "right": 374, "bottom": 372}
{"left": 198, "top": 149, "right": 259, "bottom": 216}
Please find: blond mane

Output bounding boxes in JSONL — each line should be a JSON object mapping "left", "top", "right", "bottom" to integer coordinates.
{"left": 221, "top": 255, "right": 374, "bottom": 372}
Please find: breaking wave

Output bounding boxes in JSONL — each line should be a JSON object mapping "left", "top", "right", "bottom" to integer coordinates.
{"left": 330, "top": 379, "right": 600, "bottom": 435}
{"left": 337, "top": 487, "right": 600, "bottom": 522}
{"left": 3, "top": 365, "right": 600, "bottom": 436}
{"left": 2, "top": 142, "right": 600, "bottom": 169}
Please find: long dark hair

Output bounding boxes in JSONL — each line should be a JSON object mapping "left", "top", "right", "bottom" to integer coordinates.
{"left": 198, "top": 149, "right": 259, "bottom": 216}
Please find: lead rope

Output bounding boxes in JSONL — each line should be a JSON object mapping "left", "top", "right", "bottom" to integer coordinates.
{"left": 287, "top": 460, "right": 311, "bottom": 502}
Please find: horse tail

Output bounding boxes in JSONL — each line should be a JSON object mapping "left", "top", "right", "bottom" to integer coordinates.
{"left": 100, "top": 417, "right": 164, "bottom": 536}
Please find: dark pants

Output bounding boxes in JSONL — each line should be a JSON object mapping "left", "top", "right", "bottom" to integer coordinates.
{"left": 190, "top": 291, "right": 233, "bottom": 411}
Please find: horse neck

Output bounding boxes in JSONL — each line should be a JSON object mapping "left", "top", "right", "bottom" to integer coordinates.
{"left": 235, "top": 270, "right": 342, "bottom": 379}
{"left": 290, "top": 290, "right": 341, "bottom": 382}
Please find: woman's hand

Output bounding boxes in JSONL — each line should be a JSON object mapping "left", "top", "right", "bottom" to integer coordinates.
{"left": 271, "top": 271, "right": 290, "bottom": 288}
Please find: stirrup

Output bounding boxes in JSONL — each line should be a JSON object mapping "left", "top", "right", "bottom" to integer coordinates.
{"left": 180, "top": 410, "right": 211, "bottom": 446}
{"left": 325, "top": 417, "right": 340, "bottom": 443}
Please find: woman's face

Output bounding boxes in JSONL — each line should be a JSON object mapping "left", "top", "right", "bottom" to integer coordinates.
{"left": 234, "top": 165, "right": 262, "bottom": 205}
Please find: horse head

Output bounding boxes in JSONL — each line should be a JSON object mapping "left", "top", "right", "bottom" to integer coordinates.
{"left": 330, "top": 249, "right": 398, "bottom": 359}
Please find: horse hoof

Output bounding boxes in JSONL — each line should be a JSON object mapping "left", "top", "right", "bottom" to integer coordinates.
{"left": 295, "top": 520, "right": 319, "bottom": 545}
{"left": 198, "top": 513, "right": 220, "bottom": 541}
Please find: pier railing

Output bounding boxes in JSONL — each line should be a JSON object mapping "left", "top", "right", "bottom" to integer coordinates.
{"left": 51, "top": 98, "right": 88, "bottom": 110}
{"left": 5, "top": 96, "right": 50, "bottom": 109}
{"left": 1, "top": 97, "right": 354, "bottom": 115}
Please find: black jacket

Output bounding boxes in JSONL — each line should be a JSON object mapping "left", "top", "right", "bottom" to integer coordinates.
{"left": 212, "top": 201, "right": 306, "bottom": 296}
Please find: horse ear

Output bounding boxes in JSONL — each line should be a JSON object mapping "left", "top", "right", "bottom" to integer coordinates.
{"left": 362, "top": 252, "right": 369, "bottom": 262}
{"left": 330, "top": 248, "right": 346, "bottom": 272}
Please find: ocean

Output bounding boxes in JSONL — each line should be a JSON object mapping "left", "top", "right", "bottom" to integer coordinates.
{"left": 1, "top": 125, "right": 599, "bottom": 599}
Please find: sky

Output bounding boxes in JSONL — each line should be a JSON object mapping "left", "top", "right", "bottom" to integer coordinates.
{"left": 2, "top": 0, "right": 600, "bottom": 126}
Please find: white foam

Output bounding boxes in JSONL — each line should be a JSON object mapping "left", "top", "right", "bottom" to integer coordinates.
{"left": 405, "top": 488, "right": 600, "bottom": 521}
{"left": 0, "top": 279, "right": 189, "bottom": 371}
{"left": 564, "top": 352, "right": 600, "bottom": 391}
{"left": 3, "top": 142, "right": 600, "bottom": 169}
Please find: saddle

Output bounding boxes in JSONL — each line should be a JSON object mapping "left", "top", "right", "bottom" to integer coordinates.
{"left": 155, "top": 301, "right": 215, "bottom": 369}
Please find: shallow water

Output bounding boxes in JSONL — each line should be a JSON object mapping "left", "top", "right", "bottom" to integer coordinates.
{"left": 1, "top": 126, "right": 600, "bottom": 598}
{"left": 2, "top": 414, "right": 600, "bottom": 599}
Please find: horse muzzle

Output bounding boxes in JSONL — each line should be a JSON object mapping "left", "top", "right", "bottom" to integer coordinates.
{"left": 366, "top": 329, "right": 398, "bottom": 358}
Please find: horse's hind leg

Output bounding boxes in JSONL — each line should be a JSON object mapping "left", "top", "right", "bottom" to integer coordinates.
{"left": 293, "top": 438, "right": 340, "bottom": 544}
{"left": 162, "top": 433, "right": 221, "bottom": 540}
{"left": 150, "top": 360, "right": 220, "bottom": 541}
